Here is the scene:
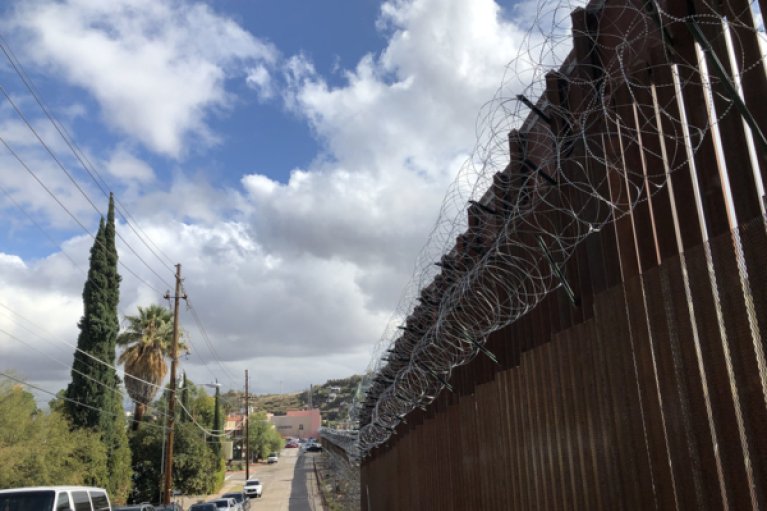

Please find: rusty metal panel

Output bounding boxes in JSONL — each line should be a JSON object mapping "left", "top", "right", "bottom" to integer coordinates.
{"left": 359, "top": 1, "right": 767, "bottom": 508}
{"left": 558, "top": 328, "right": 590, "bottom": 510}
{"left": 660, "top": 256, "right": 727, "bottom": 509}
{"left": 709, "top": 227, "right": 767, "bottom": 509}
{"left": 623, "top": 276, "right": 678, "bottom": 508}
{"left": 684, "top": 210, "right": 753, "bottom": 511}
{"left": 593, "top": 284, "right": 655, "bottom": 510}
{"left": 690, "top": 0, "right": 767, "bottom": 222}
{"left": 641, "top": 265, "right": 704, "bottom": 509}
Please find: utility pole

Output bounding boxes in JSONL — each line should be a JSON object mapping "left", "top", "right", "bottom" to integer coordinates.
{"left": 162, "top": 264, "right": 184, "bottom": 505}
{"left": 245, "top": 369, "right": 250, "bottom": 480}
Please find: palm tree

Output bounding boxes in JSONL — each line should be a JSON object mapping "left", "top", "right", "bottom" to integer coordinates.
{"left": 117, "top": 304, "right": 187, "bottom": 429}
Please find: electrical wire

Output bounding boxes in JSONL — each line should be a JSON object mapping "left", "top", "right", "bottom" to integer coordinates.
{"left": 0, "top": 179, "right": 85, "bottom": 272}
{"left": 181, "top": 285, "right": 240, "bottom": 388}
{"left": 0, "top": 371, "right": 166, "bottom": 432}
{"left": 0, "top": 129, "right": 166, "bottom": 294}
{"left": 0, "top": 301, "right": 168, "bottom": 394}
{"left": 0, "top": 301, "right": 241, "bottom": 435}
{"left": 0, "top": 33, "right": 178, "bottom": 275}
{"left": 0, "top": 33, "right": 246, "bottom": 418}
{"left": 0, "top": 84, "right": 174, "bottom": 291}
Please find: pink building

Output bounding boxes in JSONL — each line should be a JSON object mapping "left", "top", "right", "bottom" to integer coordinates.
{"left": 270, "top": 408, "right": 322, "bottom": 439}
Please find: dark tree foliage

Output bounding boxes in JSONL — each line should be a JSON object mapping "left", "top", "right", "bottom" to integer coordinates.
{"left": 65, "top": 216, "right": 113, "bottom": 427}
{"left": 180, "top": 372, "right": 190, "bottom": 423}
{"left": 63, "top": 194, "right": 131, "bottom": 501}
{"left": 212, "top": 384, "right": 221, "bottom": 457}
{"left": 129, "top": 422, "right": 224, "bottom": 503}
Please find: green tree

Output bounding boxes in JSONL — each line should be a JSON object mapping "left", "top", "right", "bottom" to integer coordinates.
{"left": 156, "top": 378, "right": 214, "bottom": 426}
{"left": 63, "top": 194, "right": 131, "bottom": 501}
{"left": 180, "top": 372, "right": 190, "bottom": 423}
{"left": 129, "top": 422, "right": 224, "bottom": 503}
{"left": 0, "top": 381, "right": 108, "bottom": 489}
{"left": 246, "top": 412, "right": 283, "bottom": 460}
{"left": 211, "top": 383, "right": 222, "bottom": 457}
{"left": 117, "top": 304, "right": 184, "bottom": 429}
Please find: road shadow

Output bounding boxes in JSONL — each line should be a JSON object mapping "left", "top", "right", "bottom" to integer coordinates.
{"left": 288, "top": 451, "right": 318, "bottom": 511}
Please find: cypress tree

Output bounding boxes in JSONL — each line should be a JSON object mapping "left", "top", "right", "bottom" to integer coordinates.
{"left": 65, "top": 193, "right": 132, "bottom": 500}
{"left": 65, "top": 215, "right": 113, "bottom": 427}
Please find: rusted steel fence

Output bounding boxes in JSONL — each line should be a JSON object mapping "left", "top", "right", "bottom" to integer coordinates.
{"left": 360, "top": 0, "right": 767, "bottom": 509}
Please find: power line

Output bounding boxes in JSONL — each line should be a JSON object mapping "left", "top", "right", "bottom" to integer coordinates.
{"left": 0, "top": 179, "right": 85, "bottom": 272}
{"left": 0, "top": 301, "right": 167, "bottom": 394}
{"left": 0, "top": 33, "right": 177, "bottom": 274}
{"left": 0, "top": 83, "right": 174, "bottom": 290}
{"left": 0, "top": 326, "right": 128, "bottom": 403}
{"left": 0, "top": 130, "right": 165, "bottom": 295}
{"left": 181, "top": 286, "right": 239, "bottom": 388}
{"left": 0, "top": 371, "right": 166, "bottom": 432}
{"left": 0, "top": 36, "right": 242, "bottom": 403}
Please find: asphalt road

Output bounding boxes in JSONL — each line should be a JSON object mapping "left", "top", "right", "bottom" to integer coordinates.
{"left": 187, "top": 448, "right": 323, "bottom": 511}
{"left": 250, "top": 448, "right": 323, "bottom": 511}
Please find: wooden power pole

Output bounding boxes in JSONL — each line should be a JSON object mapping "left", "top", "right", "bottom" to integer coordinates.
{"left": 162, "top": 264, "right": 184, "bottom": 505}
{"left": 245, "top": 369, "right": 250, "bottom": 480}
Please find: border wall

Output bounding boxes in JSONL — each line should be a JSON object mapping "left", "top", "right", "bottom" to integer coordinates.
{"left": 360, "top": 0, "right": 767, "bottom": 508}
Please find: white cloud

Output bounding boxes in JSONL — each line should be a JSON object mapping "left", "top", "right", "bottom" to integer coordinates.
{"left": 7, "top": 0, "right": 278, "bottom": 158}
{"left": 245, "top": 0, "right": 533, "bottom": 301}
{"left": 246, "top": 65, "right": 275, "bottom": 101}
{"left": 106, "top": 147, "right": 155, "bottom": 183}
{"left": 0, "top": 252, "right": 26, "bottom": 269}
{"left": 283, "top": 0, "right": 527, "bottom": 171}
{"left": 0, "top": 0, "right": 544, "bottom": 395}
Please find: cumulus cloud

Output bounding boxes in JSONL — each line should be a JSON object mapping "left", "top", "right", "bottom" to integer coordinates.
{"left": 6, "top": 0, "right": 278, "bottom": 158}
{"left": 246, "top": 65, "right": 275, "bottom": 101}
{"left": 244, "top": 0, "right": 531, "bottom": 303}
{"left": 0, "top": 0, "right": 539, "bottom": 395}
{"left": 283, "top": 0, "right": 526, "bottom": 170}
{"left": 106, "top": 147, "right": 155, "bottom": 184}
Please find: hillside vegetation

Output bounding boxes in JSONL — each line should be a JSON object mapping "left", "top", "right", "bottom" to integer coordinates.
{"left": 242, "top": 375, "right": 362, "bottom": 428}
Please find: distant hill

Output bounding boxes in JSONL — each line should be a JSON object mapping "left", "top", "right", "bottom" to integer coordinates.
{"left": 240, "top": 375, "right": 363, "bottom": 428}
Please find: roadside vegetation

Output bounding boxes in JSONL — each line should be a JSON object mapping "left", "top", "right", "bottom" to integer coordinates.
{"left": 0, "top": 194, "right": 361, "bottom": 504}
{"left": 0, "top": 380, "right": 108, "bottom": 488}
{"left": 246, "top": 411, "right": 284, "bottom": 460}
{"left": 0, "top": 195, "right": 226, "bottom": 505}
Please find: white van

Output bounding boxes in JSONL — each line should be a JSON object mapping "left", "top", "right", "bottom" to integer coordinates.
{"left": 0, "top": 486, "right": 112, "bottom": 511}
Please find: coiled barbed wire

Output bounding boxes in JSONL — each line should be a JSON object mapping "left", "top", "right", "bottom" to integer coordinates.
{"left": 353, "top": 0, "right": 767, "bottom": 455}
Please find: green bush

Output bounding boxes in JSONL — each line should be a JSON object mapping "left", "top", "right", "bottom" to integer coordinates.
{"left": 0, "top": 382, "right": 108, "bottom": 489}
{"left": 129, "top": 422, "right": 222, "bottom": 503}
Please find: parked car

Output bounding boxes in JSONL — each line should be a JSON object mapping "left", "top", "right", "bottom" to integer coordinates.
{"left": 267, "top": 452, "right": 279, "bottom": 464}
{"left": 221, "top": 492, "right": 249, "bottom": 511}
{"left": 209, "top": 497, "right": 238, "bottom": 510}
{"left": 0, "top": 486, "right": 112, "bottom": 511}
{"left": 306, "top": 443, "right": 323, "bottom": 452}
{"left": 243, "top": 479, "right": 263, "bottom": 499}
{"left": 188, "top": 504, "right": 217, "bottom": 511}
{"left": 114, "top": 505, "right": 155, "bottom": 511}
{"left": 155, "top": 504, "right": 183, "bottom": 511}
{"left": 112, "top": 504, "right": 157, "bottom": 511}
{"left": 187, "top": 502, "right": 218, "bottom": 511}
{"left": 285, "top": 441, "right": 299, "bottom": 448}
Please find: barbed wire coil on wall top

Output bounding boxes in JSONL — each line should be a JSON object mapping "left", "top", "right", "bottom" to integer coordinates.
{"left": 350, "top": 0, "right": 767, "bottom": 457}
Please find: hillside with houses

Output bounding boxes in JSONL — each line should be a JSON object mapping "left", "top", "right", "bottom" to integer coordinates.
{"left": 222, "top": 375, "right": 362, "bottom": 428}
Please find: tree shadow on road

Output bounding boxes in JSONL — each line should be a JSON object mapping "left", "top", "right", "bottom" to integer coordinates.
{"left": 288, "top": 452, "right": 319, "bottom": 511}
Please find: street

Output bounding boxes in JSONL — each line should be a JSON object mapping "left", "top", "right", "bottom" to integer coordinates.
{"left": 181, "top": 448, "right": 324, "bottom": 511}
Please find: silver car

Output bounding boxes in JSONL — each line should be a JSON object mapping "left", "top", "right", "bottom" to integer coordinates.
{"left": 220, "top": 492, "right": 248, "bottom": 511}
{"left": 209, "top": 497, "right": 238, "bottom": 511}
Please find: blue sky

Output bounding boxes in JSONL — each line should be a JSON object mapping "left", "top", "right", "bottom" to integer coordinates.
{"left": 0, "top": 0, "right": 553, "bottom": 402}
